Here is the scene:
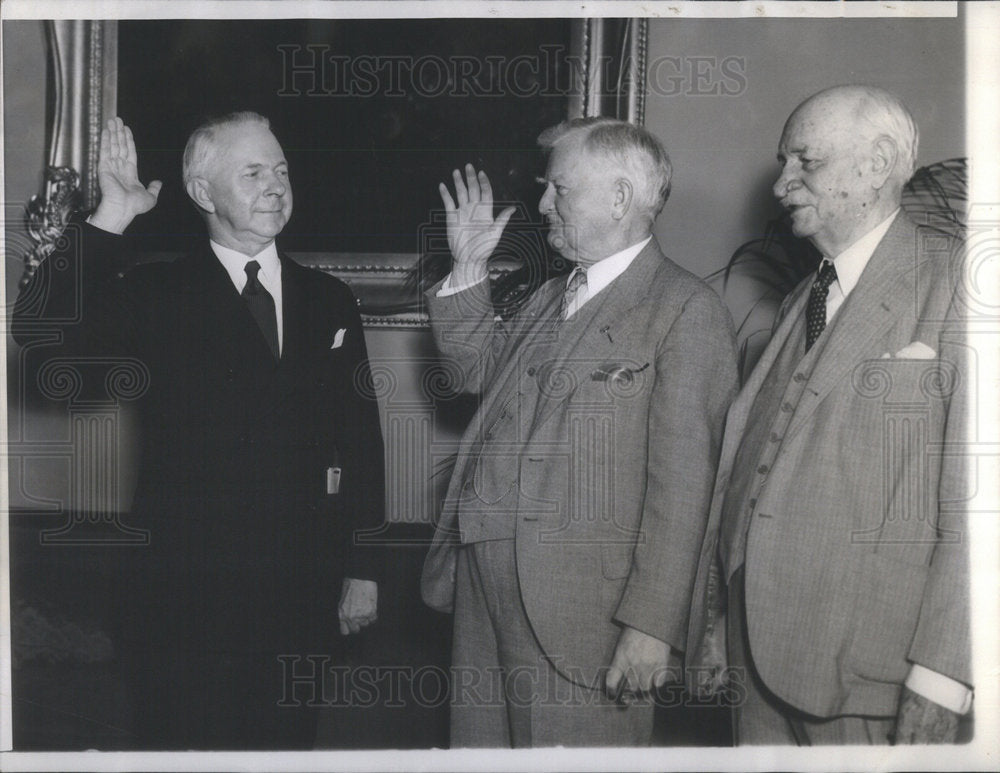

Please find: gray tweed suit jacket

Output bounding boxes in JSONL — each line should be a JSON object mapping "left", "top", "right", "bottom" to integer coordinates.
{"left": 687, "top": 213, "right": 972, "bottom": 718}
{"left": 422, "top": 240, "right": 738, "bottom": 684}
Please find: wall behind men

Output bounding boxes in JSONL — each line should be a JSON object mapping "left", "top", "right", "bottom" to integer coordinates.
{"left": 643, "top": 14, "right": 966, "bottom": 335}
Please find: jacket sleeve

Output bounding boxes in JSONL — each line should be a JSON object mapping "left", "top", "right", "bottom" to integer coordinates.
{"left": 906, "top": 290, "right": 972, "bottom": 687}
{"left": 335, "top": 281, "right": 388, "bottom": 585}
{"left": 424, "top": 276, "right": 523, "bottom": 396}
{"left": 12, "top": 218, "right": 141, "bottom": 357}
{"left": 613, "top": 286, "right": 739, "bottom": 652}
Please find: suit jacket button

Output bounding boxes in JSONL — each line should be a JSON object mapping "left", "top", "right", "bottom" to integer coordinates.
{"left": 527, "top": 367, "right": 536, "bottom": 377}
{"left": 757, "top": 464, "right": 769, "bottom": 475}
{"left": 793, "top": 373, "right": 806, "bottom": 383}
{"left": 769, "top": 433, "right": 781, "bottom": 443}
{"left": 781, "top": 402, "right": 793, "bottom": 412}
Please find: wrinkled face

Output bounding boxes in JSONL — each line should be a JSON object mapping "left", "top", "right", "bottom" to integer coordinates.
{"left": 201, "top": 123, "right": 292, "bottom": 255}
{"left": 772, "top": 99, "right": 879, "bottom": 258}
{"left": 537, "top": 134, "right": 615, "bottom": 266}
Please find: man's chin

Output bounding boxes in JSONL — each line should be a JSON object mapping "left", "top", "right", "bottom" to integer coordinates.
{"left": 787, "top": 212, "right": 814, "bottom": 239}
{"left": 255, "top": 217, "right": 289, "bottom": 239}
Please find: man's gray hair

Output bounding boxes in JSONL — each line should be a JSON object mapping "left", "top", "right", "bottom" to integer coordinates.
{"left": 852, "top": 86, "right": 920, "bottom": 182}
{"left": 182, "top": 111, "right": 271, "bottom": 185}
{"left": 809, "top": 85, "right": 919, "bottom": 183}
{"left": 537, "top": 117, "right": 673, "bottom": 222}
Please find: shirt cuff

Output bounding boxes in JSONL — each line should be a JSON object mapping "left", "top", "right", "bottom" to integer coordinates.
{"left": 436, "top": 273, "right": 487, "bottom": 297}
{"left": 905, "top": 664, "right": 973, "bottom": 715}
{"left": 85, "top": 213, "right": 127, "bottom": 235}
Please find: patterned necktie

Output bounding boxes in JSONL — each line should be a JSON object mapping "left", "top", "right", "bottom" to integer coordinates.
{"left": 242, "top": 260, "right": 279, "bottom": 360}
{"left": 561, "top": 267, "right": 588, "bottom": 319}
{"left": 805, "top": 260, "right": 838, "bottom": 352}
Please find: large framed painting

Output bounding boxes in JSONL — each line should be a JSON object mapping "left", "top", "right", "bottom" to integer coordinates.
{"left": 26, "top": 17, "right": 649, "bottom": 327}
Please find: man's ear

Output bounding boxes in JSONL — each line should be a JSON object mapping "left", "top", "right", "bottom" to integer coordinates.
{"left": 185, "top": 178, "right": 216, "bottom": 214}
{"left": 611, "top": 177, "right": 634, "bottom": 221}
{"left": 869, "top": 136, "right": 898, "bottom": 190}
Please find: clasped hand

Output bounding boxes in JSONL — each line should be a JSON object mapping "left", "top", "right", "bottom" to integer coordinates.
{"left": 605, "top": 626, "right": 674, "bottom": 703}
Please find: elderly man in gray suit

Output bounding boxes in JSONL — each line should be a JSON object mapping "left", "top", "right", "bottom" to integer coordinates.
{"left": 420, "top": 117, "right": 738, "bottom": 746}
{"left": 688, "top": 85, "right": 973, "bottom": 745}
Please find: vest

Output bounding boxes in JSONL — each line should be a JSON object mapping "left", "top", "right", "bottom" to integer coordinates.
{"left": 457, "top": 285, "right": 609, "bottom": 543}
{"left": 719, "top": 303, "right": 833, "bottom": 579}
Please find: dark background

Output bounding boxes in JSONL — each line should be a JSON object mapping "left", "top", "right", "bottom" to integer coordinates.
{"left": 117, "top": 19, "right": 572, "bottom": 254}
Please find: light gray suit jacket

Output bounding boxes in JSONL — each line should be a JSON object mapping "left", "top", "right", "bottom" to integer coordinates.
{"left": 687, "top": 213, "right": 972, "bottom": 717}
{"left": 422, "top": 240, "right": 738, "bottom": 683}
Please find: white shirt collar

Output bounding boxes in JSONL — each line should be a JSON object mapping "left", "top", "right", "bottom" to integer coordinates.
{"left": 210, "top": 240, "right": 281, "bottom": 294}
{"left": 568, "top": 236, "right": 652, "bottom": 310}
{"left": 827, "top": 209, "right": 899, "bottom": 299}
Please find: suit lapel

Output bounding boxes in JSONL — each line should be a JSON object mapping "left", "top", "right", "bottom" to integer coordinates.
{"left": 717, "top": 281, "right": 811, "bottom": 474}
{"left": 531, "top": 243, "right": 668, "bottom": 432}
{"left": 276, "top": 255, "right": 315, "bottom": 370}
{"left": 175, "top": 245, "right": 274, "bottom": 365}
{"left": 784, "top": 215, "right": 920, "bottom": 443}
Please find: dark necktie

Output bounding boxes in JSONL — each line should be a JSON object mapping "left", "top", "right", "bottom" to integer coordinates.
{"left": 805, "top": 260, "right": 838, "bottom": 352}
{"left": 561, "top": 267, "right": 588, "bottom": 319}
{"left": 242, "top": 260, "right": 279, "bottom": 360}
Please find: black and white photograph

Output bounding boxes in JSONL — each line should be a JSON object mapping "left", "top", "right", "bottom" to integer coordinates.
{"left": 1, "top": 1, "right": 997, "bottom": 770}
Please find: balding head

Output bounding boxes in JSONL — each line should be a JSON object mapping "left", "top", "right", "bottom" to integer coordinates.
{"left": 773, "top": 85, "right": 919, "bottom": 257}
{"left": 788, "top": 85, "right": 919, "bottom": 187}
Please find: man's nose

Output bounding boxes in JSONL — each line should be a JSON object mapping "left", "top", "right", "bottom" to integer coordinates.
{"left": 772, "top": 169, "right": 797, "bottom": 200}
{"left": 264, "top": 172, "right": 287, "bottom": 196}
{"left": 538, "top": 184, "right": 554, "bottom": 215}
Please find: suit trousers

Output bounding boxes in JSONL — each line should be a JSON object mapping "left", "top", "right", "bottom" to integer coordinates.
{"left": 450, "top": 540, "right": 653, "bottom": 747}
{"left": 728, "top": 567, "right": 894, "bottom": 745}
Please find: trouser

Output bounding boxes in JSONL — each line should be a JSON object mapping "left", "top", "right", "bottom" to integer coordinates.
{"left": 450, "top": 539, "right": 653, "bottom": 747}
{"left": 727, "top": 566, "right": 894, "bottom": 745}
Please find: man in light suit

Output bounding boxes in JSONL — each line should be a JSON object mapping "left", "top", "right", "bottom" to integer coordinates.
{"left": 687, "top": 85, "right": 972, "bottom": 744}
{"left": 12, "top": 114, "right": 385, "bottom": 748}
{"left": 421, "top": 117, "right": 738, "bottom": 746}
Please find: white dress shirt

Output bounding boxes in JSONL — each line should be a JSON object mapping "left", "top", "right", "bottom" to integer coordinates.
{"left": 820, "top": 209, "right": 972, "bottom": 715}
{"left": 438, "top": 236, "right": 653, "bottom": 317}
{"left": 210, "top": 240, "right": 284, "bottom": 355}
{"left": 823, "top": 209, "right": 898, "bottom": 323}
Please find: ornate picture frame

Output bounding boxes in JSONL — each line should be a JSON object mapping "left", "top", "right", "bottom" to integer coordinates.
{"left": 27, "top": 17, "right": 649, "bottom": 328}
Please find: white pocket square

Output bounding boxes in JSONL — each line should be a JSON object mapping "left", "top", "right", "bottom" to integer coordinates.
{"left": 331, "top": 328, "right": 347, "bottom": 349}
{"left": 880, "top": 341, "right": 936, "bottom": 360}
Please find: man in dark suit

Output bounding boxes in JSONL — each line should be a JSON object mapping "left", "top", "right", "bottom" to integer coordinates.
{"left": 420, "top": 117, "right": 738, "bottom": 745}
{"left": 687, "top": 85, "right": 972, "bottom": 744}
{"left": 12, "top": 114, "right": 385, "bottom": 748}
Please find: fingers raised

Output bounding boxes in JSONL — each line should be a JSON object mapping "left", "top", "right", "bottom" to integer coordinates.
{"left": 464, "top": 163, "right": 481, "bottom": 203}
{"left": 438, "top": 181, "right": 456, "bottom": 212}
{"left": 452, "top": 168, "right": 468, "bottom": 206}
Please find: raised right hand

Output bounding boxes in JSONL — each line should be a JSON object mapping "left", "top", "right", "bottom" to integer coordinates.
{"left": 438, "top": 164, "right": 515, "bottom": 288}
{"left": 90, "top": 117, "right": 162, "bottom": 234}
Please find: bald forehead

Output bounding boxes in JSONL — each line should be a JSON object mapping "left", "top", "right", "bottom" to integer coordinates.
{"left": 779, "top": 92, "right": 866, "bottom": 154}
{"left": 207, "top": 123, "right": 284, "bottom": 173}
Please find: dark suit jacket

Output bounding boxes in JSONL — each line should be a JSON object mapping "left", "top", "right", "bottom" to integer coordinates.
{"left": 13, "top": 221, "right": 385, "bottom": 653}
